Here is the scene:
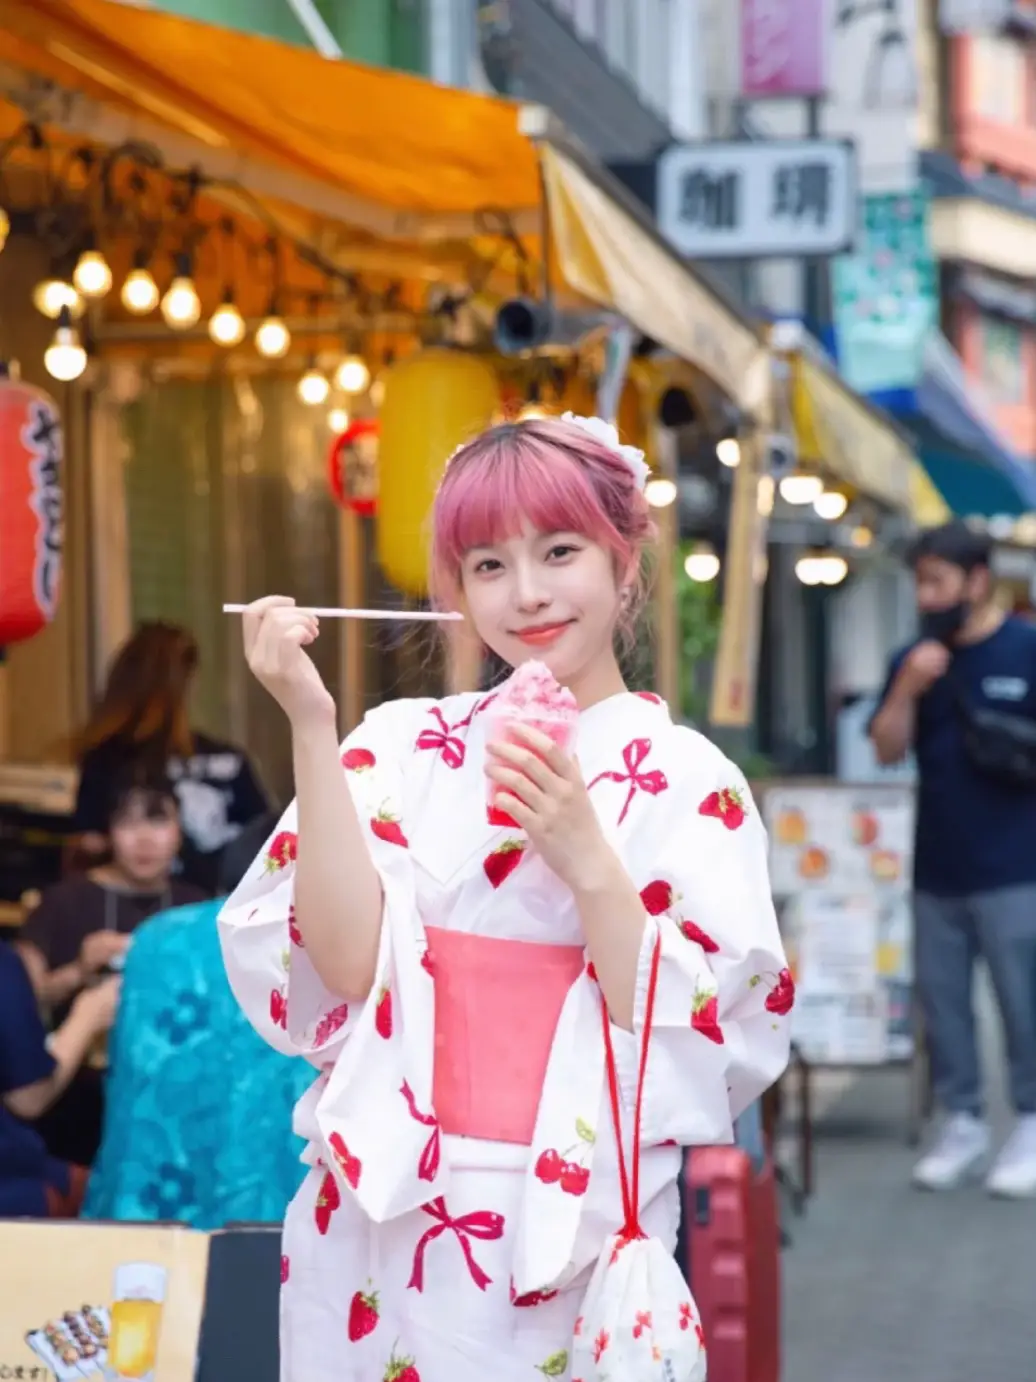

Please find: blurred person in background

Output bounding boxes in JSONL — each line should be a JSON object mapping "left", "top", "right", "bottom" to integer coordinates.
{"left": 0, "top": 944, "right": 118, "bottom": 1218}
{"left": 73, "top": 621, "right": 271, "bottom": 892}
{"left": 17, "top": 775, "right": 204, "bottom": 1167}
{"left": 85, "top": 809, "right": 308, "bottom": 1229}
{"left": 871, "top": 521, "right": 1036, "bottom": 1197}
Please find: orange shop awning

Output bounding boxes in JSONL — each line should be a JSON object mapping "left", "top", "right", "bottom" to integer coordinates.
{"left": 0, "top": 0, "right": 770, "bottom": 411}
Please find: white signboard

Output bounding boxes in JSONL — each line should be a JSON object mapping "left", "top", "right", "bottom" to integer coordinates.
{"left": 657, "top": 140, "right": 857, "bottom": 259}
{"left": 764, "top": 782, "right": 915, "bottom": 1066}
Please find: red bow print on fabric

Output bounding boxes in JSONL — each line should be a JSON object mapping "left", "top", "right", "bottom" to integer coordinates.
{"left": 587, "top": 738, "right": 669, "bottom": 825}
{"left": 400, "top": 1080, "right": 441, "bottom": 1182}
{"left": 415, "top": 695, "right": 497, "bottom": 770}
{"left": 407, "top": 1197, "right": 504, "bottom": 1293}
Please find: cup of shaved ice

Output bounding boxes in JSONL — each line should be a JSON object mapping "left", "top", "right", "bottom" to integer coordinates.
{"left": 484, "top": 661, "right": 579, "bottom": 827}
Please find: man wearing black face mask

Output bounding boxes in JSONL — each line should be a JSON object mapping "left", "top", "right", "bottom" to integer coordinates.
{"left": 871, "top": 521, "right": 1036, "bottom": 1199}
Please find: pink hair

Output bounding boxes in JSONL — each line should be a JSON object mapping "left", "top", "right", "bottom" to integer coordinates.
{"left": 429, "top": 417, "right": 655, "bottom": 636}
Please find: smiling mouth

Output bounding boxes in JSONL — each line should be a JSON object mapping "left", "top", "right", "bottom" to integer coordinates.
{"left": 513, "top": 621, "right": 573, "bottom": 646}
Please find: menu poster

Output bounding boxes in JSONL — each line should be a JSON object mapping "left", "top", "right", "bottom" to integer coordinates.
{"left": 764, "top": 784, "right": 915, "bottom": 1065}
{"left": 0, "top": 1222, "right": 208, "bottom": 1382}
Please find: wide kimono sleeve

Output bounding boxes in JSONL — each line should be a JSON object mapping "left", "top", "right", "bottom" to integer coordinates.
{"left": 217, "top": 698, "right": 429, "bottom": 1068}
{"left": 615, "top": 728, "right": 792, "bottom": 1147}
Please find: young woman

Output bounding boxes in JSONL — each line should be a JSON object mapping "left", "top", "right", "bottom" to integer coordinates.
{"left": 74, "top": 621, "right": 270, "bottom": 891}
{"left": 220, "top": 415, "right": 792, "bottom": 1382}
{"left": 18, "top": 776, "right": 205, "bottom": 1166}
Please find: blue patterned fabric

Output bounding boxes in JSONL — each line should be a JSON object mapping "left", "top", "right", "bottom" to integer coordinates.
{"left": 85, "top": 900, "right": 311, "bottom": 1229}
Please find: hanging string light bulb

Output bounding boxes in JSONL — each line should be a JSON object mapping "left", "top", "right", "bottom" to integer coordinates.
{"left": 33, "top": 276, "right": 83, "bottom": 321}
{"left": 298, "top": 358, "right": 330, "bottom": 406}
{"left": 161, "top": 253, "right": 201, "bottom": 329}
{"left": 0, "top": 207, "right": 10, "bottom": 254}
{"left": 44, "top": 306, "right": 87, "bottom": 382}
{"left": 208, "top": 292, "right": 246, "bottom": 347}
{"left": 256, "top": 313, "right": 291, "bottom": 358}
{"left": 73, "top": 240, "right": 113, "bottom": 299}
{"left": 335, "top": 354, "right": 370, "bottom": 394}
{"left": 122, "top": 253, "right": 160, "bottom": 314}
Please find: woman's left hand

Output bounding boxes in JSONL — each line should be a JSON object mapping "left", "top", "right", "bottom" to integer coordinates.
{"left": 485, "top": 724, "right": 612, "bottom": 892}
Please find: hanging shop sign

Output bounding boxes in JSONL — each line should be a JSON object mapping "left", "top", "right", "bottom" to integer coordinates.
{"left": 740, "top": 0, "right": 826, "bottom": 99}
{"left": 656, "top": 140, "right": 857, "bottom": 260}
{"left": 328, "top": 418, "right": 379, "bottom": 517}
{"left": 0, "top": 376, "right": 63, "bottom": 644}
{"left": 831, "top": 186, "right": 938, "bottom": 395}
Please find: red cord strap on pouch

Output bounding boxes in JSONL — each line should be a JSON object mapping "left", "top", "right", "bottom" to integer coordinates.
{"left": 600, "top": 929, "right": 663, "bottom": 1242}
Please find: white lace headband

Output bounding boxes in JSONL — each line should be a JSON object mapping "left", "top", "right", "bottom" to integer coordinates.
{"left": 443, "top": 411, "right": 650, "bottom": 492}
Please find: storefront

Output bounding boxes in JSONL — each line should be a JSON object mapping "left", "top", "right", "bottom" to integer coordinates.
{"left": 0, "top": 0, "right": 773, "bottom": 808}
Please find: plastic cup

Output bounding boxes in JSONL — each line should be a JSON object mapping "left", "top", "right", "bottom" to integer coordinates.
{"left": 484, "top": 704, "right": 577, "bottom": 827}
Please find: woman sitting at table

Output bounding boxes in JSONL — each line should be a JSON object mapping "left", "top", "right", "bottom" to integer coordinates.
{"left": 0, "top": 943, "right": 118, "bottom": 1218}
{"left": 15, "top": 773, "right": 204, "bottom": 1166}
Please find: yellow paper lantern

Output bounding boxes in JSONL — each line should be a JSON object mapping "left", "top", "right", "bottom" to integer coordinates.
{"left": 376, "top": 349, "right": 500, "bottom": 596}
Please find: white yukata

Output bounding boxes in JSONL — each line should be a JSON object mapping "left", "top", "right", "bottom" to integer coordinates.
{"left": 219, "top": 688, "right": 791, "bottom": 1382}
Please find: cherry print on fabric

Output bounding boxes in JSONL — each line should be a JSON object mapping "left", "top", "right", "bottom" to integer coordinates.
{"left": 328, "top": 1131, "right": 362, "bottom": 1188}
{"left": 375, "top": 985, "right": 393, "bottom": 1038}
{"left": 698, "top": 786, "right": 747, "bottom": 830}
{"left": 535, "top": 1350, "right": 570, "bottom": 1376}
{"left": 314, "top": 1168, "right": 341, "bottom": 1235}
{"left": 633, "top": 1311, "right": 652, "bottom": 1339}
{"left": 639, "top": 880, "right": 674, "bottom": 916}
{"left": 680, "top": 919, "right": 720, "bottom": 954}
{"left": 370, "top": 808, "right": 408, "bottom": 848}
{"left": 406, "top": 1197, "right": 504, "bottom": 1292}
{"left": 400, "top": 1080, "right": 441, "bottom": 1182}
{"left": 342, "top": 746, "right": 376, "bottom": 772}
{"left": 287, "top": 905, "right": 304, "bottom": 947}
{"left": 587, "top": 738, "right": 668, "bottom": 825}
{"left": 510, "top": 1278, "right": 558, "bottom": 1308}
{"left": 691, "top": 988, "right": 724, "bottom": 1045}
{"left": 533, "top": 1116, "right": 595, "bottom": 1196}
{"left": 313, "top": 1002, "right": 350, "bottom": 1048}
{"left": 753, "top": 967, "right": 796, "bottom": 1015}
{"left": 383, "top": 1347, "right": 420, "bottom": 1382}
{"left": 348, "top": 1284, "right": 380, "bottom": 1341}
{"left": 636, "top": 691, "right": 663, "bottom": 705}
{"left": 280, "top": 1254, "right": 290, "bottom": 1284}
{"left": 269, "top": 987, "right": 287, "bottom": 1030}
{"left": 593, "top": 1330, "right": 610, "bottom": 1363}
{"left": 483, "top": 839, "right": 526, "bottom": 889}
{"left": 265, "top": 830, "right": 297, "bottom": 872}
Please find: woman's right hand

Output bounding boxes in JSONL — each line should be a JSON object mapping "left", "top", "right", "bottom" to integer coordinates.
{"left": 242, "top": 596, "right": 336, "bottom": 728}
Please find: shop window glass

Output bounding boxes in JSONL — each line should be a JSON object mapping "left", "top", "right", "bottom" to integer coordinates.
{"left": 979, "top": 315, "right": 1027, "bottom": 405}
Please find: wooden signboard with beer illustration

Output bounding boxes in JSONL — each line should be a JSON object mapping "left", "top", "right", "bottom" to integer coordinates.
{"left": 0, "top": 1222, "right": 208, "bottom": 1381}
{"left": 763, "top": 782, "right": 915, "bottom": 1067}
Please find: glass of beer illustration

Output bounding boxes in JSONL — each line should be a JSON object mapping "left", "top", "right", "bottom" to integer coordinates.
{"left": 107, "top": 1262, "right": 166, "bottom": 1380}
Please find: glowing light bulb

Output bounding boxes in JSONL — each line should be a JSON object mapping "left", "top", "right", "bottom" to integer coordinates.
{"left": 208, "top": 299, "right": 246, "bottom": 347}
{"left": 0, "top": 207, "right": 11, "bottom": 252}
{"left": 814, "top": 489, "right": 848, "bottom": 521}
{"left": 645, "top": 477, "right": 678, "bottom": 508}
{"left": 161, "top": 275, "right": 201, "bottom": 329}
{"left": 298, "top": 367, "right": 330, "bottom": 406}
{"left": 779, "top": 472, "right": 823, "bottom": 505}
{"left": 73, "top": 249, "right": 113, "bottom": 298}
{"left": 44, "top": 310, "right": 87, "bottom": 382}
{"left": 795, "top": 555, "right": 821, "bottom": 586}
{"left": 716, "top": 438, "right": 740, "bottom": 468}
{"left": 519, "top": 404, "right": 548, "bottom": 420}
{"left": 328, "top": 406, "right": 350, "bottom": 433}
{"left": 684, "top": 544, "right": 720, "bottom": 583}
{"left": 121, "top": 267, "right": 160, "bottom": 314}
{"left": 335, "top": 355, "right": 370, "bottom": 394}
{"left": 850, "top": 525, "right": 873, "bottom": 549}
{"left": 256, "top": 315, "right": 291, "bottom": 358}
{"left": 33, "top": 278, "right": 84, "bottom": 320}
{"left": 819, "top": 555, "right": 848, "bottom": 585}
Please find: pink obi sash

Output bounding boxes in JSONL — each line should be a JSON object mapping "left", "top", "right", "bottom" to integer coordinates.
{"left": 426, "top": 927, "right": 585, "bottom": 1145}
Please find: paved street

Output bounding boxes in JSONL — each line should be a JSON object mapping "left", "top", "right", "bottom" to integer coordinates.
{"left": 781, "top": 976, "right": 1036, "bottom": 1382}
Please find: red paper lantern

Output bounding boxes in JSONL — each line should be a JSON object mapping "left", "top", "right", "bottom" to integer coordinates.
{"left": 0, "top": 376, "right": 63, "bottom": 644}
{"left": 328, "top": 417, "right": 379, "bottom": 517}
